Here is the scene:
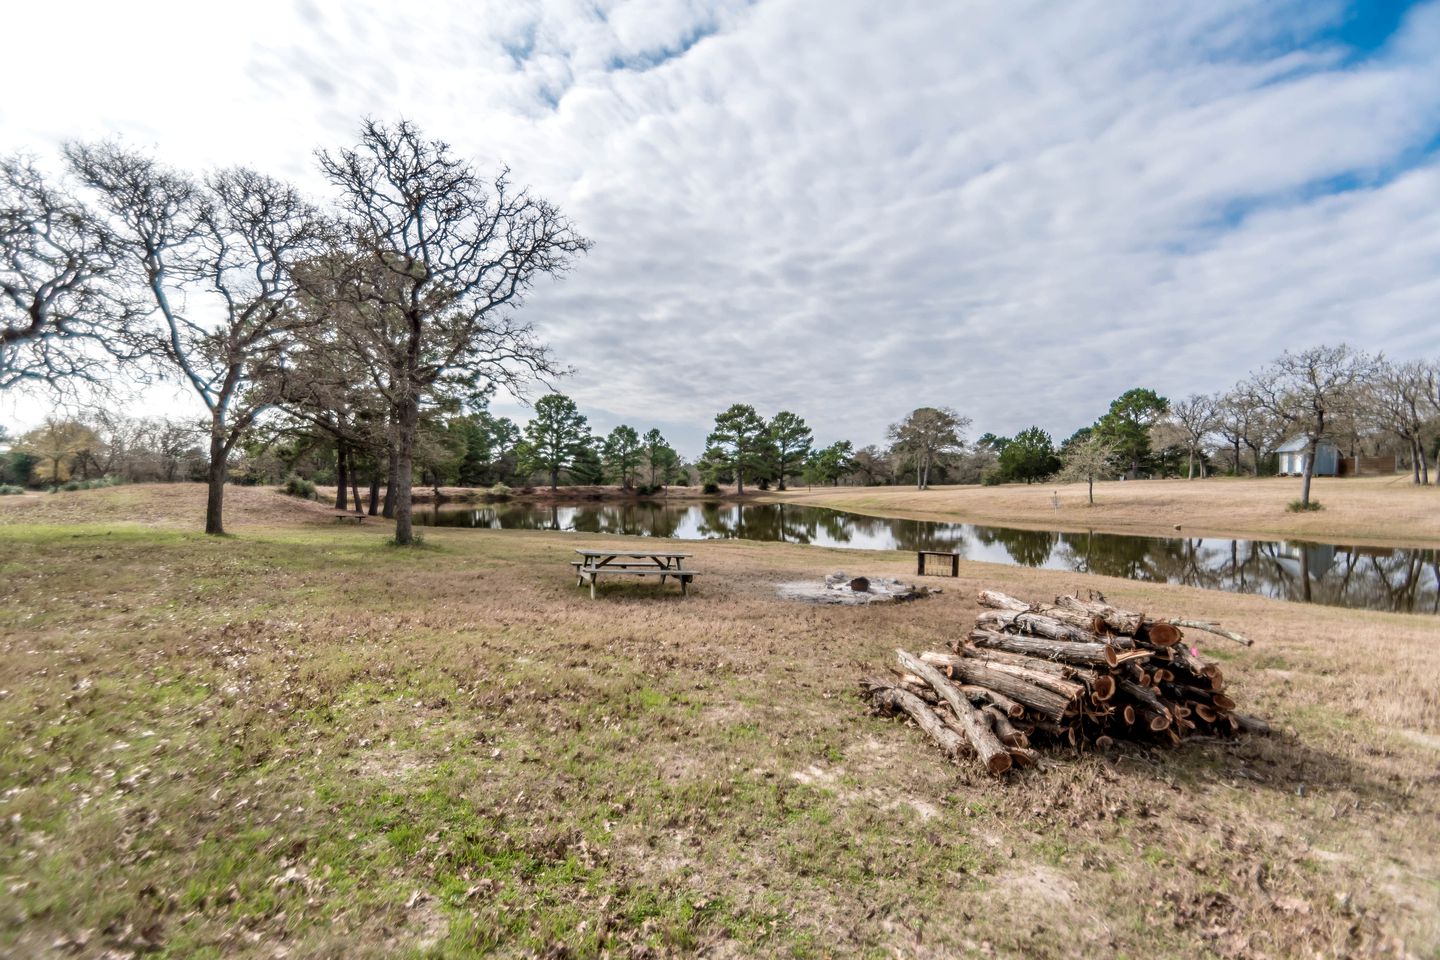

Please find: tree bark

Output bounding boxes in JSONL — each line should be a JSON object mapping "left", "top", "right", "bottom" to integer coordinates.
{"left": 205, "top": 426, "right": 227, "bottom": 536}
{"left": 393, "top": 394, "right": 419, "bottom": 544}
{"left": 368, "top": 473, "right": 380, "bottom": 515}
{"left": 335, "top": 443, "right": 348, "bottom": 511}
{"left": 350, "top": 462, "right": 362, "bottom": 514}
{"left": 383, "top": 445, "right": 397, "bottom": 519}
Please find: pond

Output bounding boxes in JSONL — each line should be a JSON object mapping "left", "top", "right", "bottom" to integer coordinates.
{"left": 414, "top": 500, "right": 1440, "bottom": 613}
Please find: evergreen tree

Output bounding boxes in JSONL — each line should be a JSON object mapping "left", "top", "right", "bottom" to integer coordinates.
{"left": 1094, "top": 388, "right": 1169, "bottom": 477}
{"left": 766, "top": 411, "right": 813, "bottom": 491}
{"left": 601, "top": 424, "right": 642, "bottom": 488}
{"left": 705, "top": 404, "right": 768, "bottom": 494}
{"left": 523, "top": 394, "right": 590, "bottom": 490}
{"left": 996, "top": 426, "right": 1061, "bottom": 484}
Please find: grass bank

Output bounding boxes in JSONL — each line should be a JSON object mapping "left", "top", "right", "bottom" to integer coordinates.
{"left": 1, "top": 485, "right": 1437, "bottom": 957}
{"left": 767, "top": 475, "right": 1440, "bottom": 547}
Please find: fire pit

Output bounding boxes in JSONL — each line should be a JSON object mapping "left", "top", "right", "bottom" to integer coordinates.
{"left": 777, "top": 571, "right": 937, "bottom": 605}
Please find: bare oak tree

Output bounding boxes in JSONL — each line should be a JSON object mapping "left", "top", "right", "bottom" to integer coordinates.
{"left": 1170, "top": 393, "right": 1219, "bottom": 479}
{"left": 1367, "top": 358, "right": 1439, "bottom": 485}
{"left": 66, "top": 143, "right": 329, "bottom": 534}
{"left": 887, "top": 406, "right": 970, "bottom": 490}
{"left": 314, "top": 120, "right": 590, "bottom": 544}
{"left": 1252, "top": 344, "right": 1372, "bottom": 507}
{"left": 1, "top": 156, "right": 137, "bottom": 391}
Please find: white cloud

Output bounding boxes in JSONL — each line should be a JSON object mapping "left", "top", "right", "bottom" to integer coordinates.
{"left": 3, "top": 0, "right": 1439, "bottom": 456}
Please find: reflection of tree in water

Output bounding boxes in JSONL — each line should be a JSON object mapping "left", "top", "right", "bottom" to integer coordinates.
{"left": 973, "top": 526, "right": 1057, "bottom": 568}
{"left": 417, "top": 501, "right": 1438, "bottom": 612}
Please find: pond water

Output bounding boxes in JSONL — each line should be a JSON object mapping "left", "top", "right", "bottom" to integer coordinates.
{"left": 415, "top": 500, "right": 1439, "bottom": 613}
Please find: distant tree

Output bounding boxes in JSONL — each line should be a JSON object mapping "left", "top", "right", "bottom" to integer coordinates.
{"left": 523, "top": 393, "right": 590, "bottom": 490}
{"left": 641, "top": 428, "right": 679, "bottom": 487}
{"left": 67, "top": 142, "right": 329, "bottom": 535}
{"left": 996, "top": 426, "right": 1060, "bottom": 484}
{"left": 1170, "top": 393, "right": 1220, "bottom": 479}
{"left": 849, "top": 445, "right": 891, "bottom": 485}
{"left": 1094, "top": 388, "right": 1169, "bottom": 477}
{"left": 705, "top": 404, "right": 768, "bottom": 494}
{"left": 1252, "top": 344, "right": 1373, "bottom": 507}
{"left": 1367, "top": 358, "right": 1439, "bottom": 485}
{"left": 568, "top": 439, "right": 605, "bottom": 485}
{"left": 805, "top": 440, "right": 854, "bottom": 486}
{"left": 602, "top": 424, "right": 642, "bottom": 488}
{"left": 887, "top": 406, "right": 970, "bottom": 490}
{"left": 1058, "top": 434, "right": 1118, "bottom": 505}
{"left": 765, "top": 411, "right": 813, "bottom": 491}
{"left": 15, "top": 417, "right": 97, "bottom": 483}
{"left": 312, "top": 120, "right": 590, "bottom": 544}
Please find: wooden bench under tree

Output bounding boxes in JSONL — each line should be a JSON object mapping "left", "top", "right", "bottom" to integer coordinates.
{"left": 334, "top": 513, "right": 366, "bottom": 525}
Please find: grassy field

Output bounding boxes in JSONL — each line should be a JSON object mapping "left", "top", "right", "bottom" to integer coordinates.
{"left": 767, "top": 475, "right": 1440, "bottom": 547}
{"left": 2, "top": 485, "right": 1438, "bottom": 958}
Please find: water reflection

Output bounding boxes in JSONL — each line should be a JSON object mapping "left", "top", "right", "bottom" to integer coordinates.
{"left": 416, "top": 501, "right": 1439, "bottom": 613}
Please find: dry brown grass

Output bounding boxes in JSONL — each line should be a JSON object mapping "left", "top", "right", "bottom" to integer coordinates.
{"left": 770, "top": 474, "right": 1440, "bottom": 546}
{"left": 1, "top": 483, "right": 1437, "bottom": 957}
{"left": 0, "top": 482, "right": 336, "bottom": 528}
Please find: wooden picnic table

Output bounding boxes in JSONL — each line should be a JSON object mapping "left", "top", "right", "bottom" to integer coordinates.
{"left": 572, "top": 548, "right": 698, "bottom": 599}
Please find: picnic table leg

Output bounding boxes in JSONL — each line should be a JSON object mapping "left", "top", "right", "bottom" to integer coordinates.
{"left": 589, "top": 572, "right": 596, "bottom": 600}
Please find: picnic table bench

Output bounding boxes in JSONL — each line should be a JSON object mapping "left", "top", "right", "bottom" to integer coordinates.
{"left": 334, "top": 513, "right": 366, "bottom": 525}
{"left": 573, "top": 549, "right": 698, "bottom": 599}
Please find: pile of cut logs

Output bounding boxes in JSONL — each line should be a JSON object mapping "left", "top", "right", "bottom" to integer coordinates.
{"left": 861, "top": 590, "right": 1269, "bottom": 776}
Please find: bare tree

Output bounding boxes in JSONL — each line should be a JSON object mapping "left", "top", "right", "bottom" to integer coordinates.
{"left": 66, "top": 143, "right": 329, "bottom": 534}
{"left": 1170, "top": 393, "right": 1219, "bottom": 479}
{"left": 887, "top": 406, "right": 970, "bottom": 490}
{"left": 313, "top": 120, "right": 590, "bottom": 544}
{"left": 1367, "top": 358, "right": 1439, "bottom": 485}
{"left": 1057, "top": 433, "right": 1117, "bottom": 505}
{"left": 1, "top": 156, "right": 138, "bottom": 391}
{"left": 1252, "top": 344, "right": 1373, "bottom": 507}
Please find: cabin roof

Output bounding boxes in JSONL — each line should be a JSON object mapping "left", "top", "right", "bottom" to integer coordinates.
{"left": 1275, "top": 436, "right": 1336, "bottom": 453}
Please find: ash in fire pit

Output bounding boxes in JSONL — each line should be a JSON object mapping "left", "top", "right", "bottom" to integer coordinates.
{"left": 778, "top": 571, "right": 937, "bottom": 605}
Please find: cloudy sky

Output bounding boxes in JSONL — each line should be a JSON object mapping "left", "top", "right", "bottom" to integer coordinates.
{"left": 3, "top": 0, "right": 1439, "bottom": 455}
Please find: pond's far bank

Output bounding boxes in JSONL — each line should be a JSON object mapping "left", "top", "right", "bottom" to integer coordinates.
{"left": 757, "top": 474, "right": 1440, "bottom": 550}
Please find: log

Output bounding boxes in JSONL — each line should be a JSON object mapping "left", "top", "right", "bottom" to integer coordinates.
{"left": 1055, "top": 595, "right": 1144, "bottom": 634}
{"left": 982, "top": 705, "right": 1028, "bottom": 747}
{"left": 1140, "top": 622, "right": 1183, "bottom": 647}
{"left": 968, "top": 629, "right": 1148, "bottom": 669}
{"left": 1231, "top": 712, "right": 1271, "bottom": 735}
{"left": 957, "top": 684, "right": 1025, "bottom": 719}
{"left": 959, "top": 657, "right": 1088, "bottom": 700}
{"left": 897, "top": 650, "right": 1012, "bottom": 775}
{"left": 863, "top": 681, "right": 967, "bottom": 760}
{"left": 938, "top": 657, "right": 1077, "bottom": 722}
{"left": 976, "top": 589, "right": 1030, "bottom": 612}
{"left": 1165, "top": 618, "right": 1254, "bottom": 647}
{"left": 950, "top": 644, "right": 1080, "bottom": 680}
{"left": 1007, "top": 746, "right": 1040, "bottom": 768}
{"left": 1118, "top": 677, "right": 1172, "bottom": 719}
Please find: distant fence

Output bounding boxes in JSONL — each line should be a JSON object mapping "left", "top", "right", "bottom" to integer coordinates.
{"left": 1338, "top": 455, "right": 1397, "bottom": 477}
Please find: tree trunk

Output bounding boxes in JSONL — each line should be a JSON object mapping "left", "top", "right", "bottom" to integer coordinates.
{"left": 736, "top": 453, "right": 745, "bottom": 496}
{"left": 205, "top": 426, "right": 227, "bottom": 536}
{"left": 1187, "top": 448, "right": 1194, "bottom": 480}
{"left": 350, "top": 465, "right": 362, "bottom": 514}
{"left": 1087, "top": 474, "right": 1094, "bottom": 505}
{"left": 550, "top": 465, "right": 559, "bottom": 492}
{"left": 368, "top": 473, "right": 380, "bottom": 515}
{"left": 335, "top": 443, "right": 348, "bottom": 511}
{"left": 393, "top": 395, "right": 418, "bottom": 544}
{"left": 1412, "top": 438, "right": 1422, "bottom": 484}
{"left": 383, "top": 445, "right": 397, "bottom": 518}
{"left": 1300, "top": 441, "right": 1316, "bottom": 506}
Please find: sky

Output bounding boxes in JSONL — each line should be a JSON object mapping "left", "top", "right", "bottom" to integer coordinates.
{"left": 2, "top": 0, "right": 1439, "bottom": 457}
